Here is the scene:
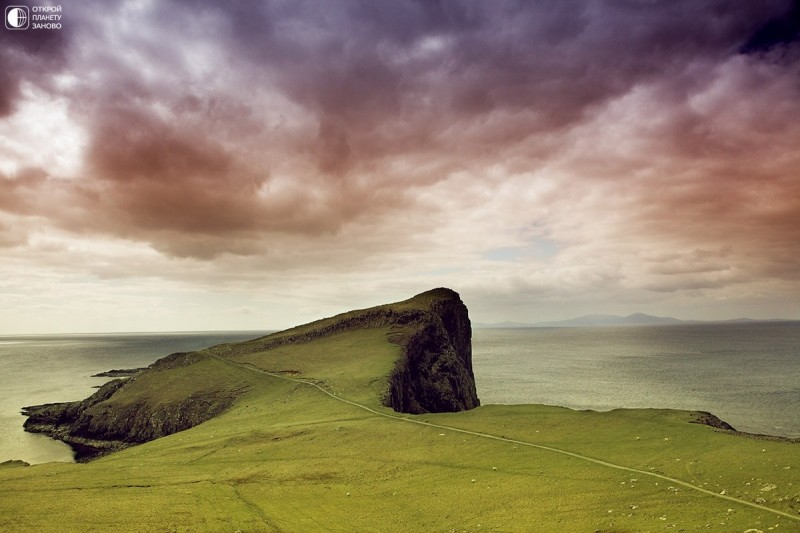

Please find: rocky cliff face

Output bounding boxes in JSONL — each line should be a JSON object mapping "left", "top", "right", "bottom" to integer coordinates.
{"left": 23, "top": 288, "right": 480, "bottom": 460}
{"left": 23, "top": 378, "right": 131, "bottom": 460}
{"left": 384, "top": 288, "right": 480, "bottom": 414}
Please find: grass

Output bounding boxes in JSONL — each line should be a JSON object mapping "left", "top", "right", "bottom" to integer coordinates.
{"left": 227, "top": 327, "right": 401, "bottom": 406}
{"left": 1, "top": 323, "right": 798, "bottom": 532}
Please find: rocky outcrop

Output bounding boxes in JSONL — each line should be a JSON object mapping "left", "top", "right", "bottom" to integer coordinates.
{"left": 383, "top": 289, "right": 480, "bottom": 414}
{"left": 692, "top": 411, "right": 800, "bottom": 443}
{"left": 23, "top": 378, "right": 130, "bottom": 460}
{"left": 691, "top": 411, "right": 736, "bottom": 431}
{"left": 23, "top": 354, "right": 243, "bottom": 461}
{"left": 91, "top": 368, "right": 146, "bottom": 378}
{"left": 22, "top": 288, "right": 480, "bottom": 460}
{"left": 0, "top": 460, "right": 30, "bottom": 468}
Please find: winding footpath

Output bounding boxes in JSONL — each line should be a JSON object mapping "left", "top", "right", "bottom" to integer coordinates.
{"left": 214, "top": 355, "right": 800, "bottom": 524}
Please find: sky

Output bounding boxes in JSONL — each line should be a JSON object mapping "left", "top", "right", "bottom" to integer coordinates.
{"left": 1, "top": 0, "right": 799, "bottom": 333}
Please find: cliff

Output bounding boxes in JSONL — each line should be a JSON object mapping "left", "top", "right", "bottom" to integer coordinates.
{"left": 23, "top": 288, "right": 480, "bottom": 460}
{"left": 208, "top": 287, "right": 480, "bottom": 413}
{"left": 383, "top": 288, "right": 480, "bottom": 413}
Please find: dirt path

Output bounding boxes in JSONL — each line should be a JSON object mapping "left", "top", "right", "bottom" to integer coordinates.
{"left": 215, "top": 356, "right": 800, "bottom": 524}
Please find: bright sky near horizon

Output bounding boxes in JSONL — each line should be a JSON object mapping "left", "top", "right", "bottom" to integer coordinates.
{"left": 1, "top": 1, "right": 799, "bottom": 333}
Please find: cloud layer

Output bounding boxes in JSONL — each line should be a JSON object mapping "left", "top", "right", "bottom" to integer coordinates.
{"left": 1, "top": 0, "right": 799, "bottom": 332}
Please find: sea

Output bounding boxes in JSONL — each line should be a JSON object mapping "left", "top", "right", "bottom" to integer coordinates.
{"left": 473, "top": 323, "right": 800, "bottom": 439}
{"left": 1, "top": 323, "right": 798, "bottom": 464}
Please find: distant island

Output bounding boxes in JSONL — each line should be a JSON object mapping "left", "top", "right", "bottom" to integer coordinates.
{"left": 475, "top": 313, "right": 794, "bottom": 328}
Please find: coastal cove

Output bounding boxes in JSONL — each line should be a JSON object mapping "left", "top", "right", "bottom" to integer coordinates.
{"left": 2, "top": 321, "right": 799, "bottom": 464}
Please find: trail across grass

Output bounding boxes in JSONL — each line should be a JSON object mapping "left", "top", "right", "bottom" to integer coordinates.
{"left": 214, "top": 355, "right": 800, "bottom": 525}
{"left": 3, "top": 348, "right": 797, "bottom": 531}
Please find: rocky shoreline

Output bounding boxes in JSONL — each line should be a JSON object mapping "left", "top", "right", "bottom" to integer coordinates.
{"left": 22, "top": 378, "right": 131, "bottom": 461}
{"left": 691, "top": 412, "right": 799, "bottom": 444}
{"left": 90, "top": 368, "right": 146, "bottom": 378}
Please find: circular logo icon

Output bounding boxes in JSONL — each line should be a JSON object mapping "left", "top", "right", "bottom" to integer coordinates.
{"left": 6, "top": 7, "right": 29, "bottom": 29}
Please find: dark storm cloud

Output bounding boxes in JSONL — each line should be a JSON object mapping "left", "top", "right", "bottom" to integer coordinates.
{"left": 741, "top": 0, "right": 800, "bottom": 54}
{"left": 205, "top": 0, "right": 784, "bottom": 121}
{"left": 3, "top": 0, "right": 799, "bottom": 274}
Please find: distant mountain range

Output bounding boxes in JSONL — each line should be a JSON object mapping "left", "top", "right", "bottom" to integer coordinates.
{"left": 474, "top": 313, "right": 793, "bottom": 329}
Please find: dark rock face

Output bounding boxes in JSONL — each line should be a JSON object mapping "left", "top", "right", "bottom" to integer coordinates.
{"left": 384, "top": 289, "right": 480, "bottom": 414}
{"left": 23, "top": 379, "right": 130, "bottom": 460}
{"left": 90, "top": 368, "right": 146, "bottom": 378}
{"left": 691, "top": 412, "right": 737, "bottom": 432}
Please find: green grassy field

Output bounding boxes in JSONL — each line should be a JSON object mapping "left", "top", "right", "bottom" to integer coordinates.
{"left": 1, "top": 326, "right": 798, "bottom": 532}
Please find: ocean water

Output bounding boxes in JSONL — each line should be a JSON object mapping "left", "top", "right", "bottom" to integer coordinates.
{"left": 472, "top": 322, "right": 800, "bottom": 438}
{"left": 0, "top": 331, "right": 270, "bottom": 464}
{"left": 1, "top": 323, "right": 798, "bottom": 465}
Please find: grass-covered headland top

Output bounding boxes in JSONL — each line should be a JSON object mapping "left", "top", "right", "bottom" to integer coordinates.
{"left": 22, "top": 288, "right": 480, "bottom": 461}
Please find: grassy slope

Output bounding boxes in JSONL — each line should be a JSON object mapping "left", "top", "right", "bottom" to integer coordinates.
{"left": 1, "top": 326, "right": 798, "bottom": 531}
